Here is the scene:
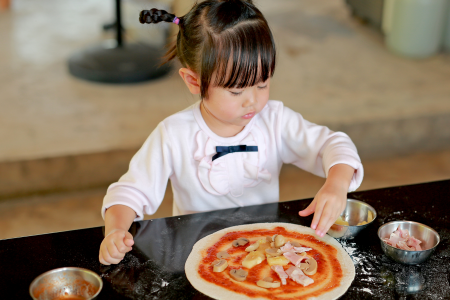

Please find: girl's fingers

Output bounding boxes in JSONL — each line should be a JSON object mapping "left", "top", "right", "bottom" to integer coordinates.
{"left": 321, "top": 214, "right": 337, "bottom": 237}
{"left": 104, "top": 242, "right": 124, "bottom": 263}
{"left": 99, "top": 251, "right": 109, "bottom": 265}
{"left": 316, "top": 204, "right": 333, "bottom": 236}
{"left": 318, "top": 200, "right": 346, "bottom": 237}
{"left": 124, "top": 232, "right": 135, "bottom": 248}
{"left": 113, "top": 238, "right": 130, "bottom": 256}
{"left": 112, "top": 232, "right": 130, "bottom": 254}
{"left": 298, "top": 199, "right": 317, "bottom": 217}
{"left": 100, "top": 245, "right": 115, "bottom": 265}
{"left": 311, "top": 198, "right": 326, "bottom": 232}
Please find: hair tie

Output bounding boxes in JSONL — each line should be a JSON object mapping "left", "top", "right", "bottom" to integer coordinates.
{"left": 173, "top": 16, "right": 180, "bottom": 25}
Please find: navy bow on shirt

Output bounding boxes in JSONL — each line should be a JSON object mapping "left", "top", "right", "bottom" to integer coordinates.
{"left": 212, "top": 145, "right": 258, "bottom": 161}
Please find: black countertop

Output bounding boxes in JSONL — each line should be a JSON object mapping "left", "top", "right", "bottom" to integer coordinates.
{"left": 1, "top": 180, "right": 450, "bottom": 299}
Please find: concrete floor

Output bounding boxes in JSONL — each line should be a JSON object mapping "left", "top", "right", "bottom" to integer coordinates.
{"left": 0, "top": 0, "right": 449, "bottom": 239}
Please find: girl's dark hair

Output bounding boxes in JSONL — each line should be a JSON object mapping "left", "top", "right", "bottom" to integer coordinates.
{"left": 140, "top": 0, "right": 276, "bottom": 99}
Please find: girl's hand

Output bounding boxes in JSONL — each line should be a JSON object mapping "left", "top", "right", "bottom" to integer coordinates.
{"left": 298, "top": 164, "right": 355, "bottom": 237}
{"left": 99, "top": 229, "right": 134, "bottom": 265}
{"left": 298, "top": 181, "right": 347, "bottom": 237}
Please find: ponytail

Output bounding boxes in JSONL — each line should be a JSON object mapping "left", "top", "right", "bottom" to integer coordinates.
{"left": 139, "top": 9, "right": 178, "bottom": 25}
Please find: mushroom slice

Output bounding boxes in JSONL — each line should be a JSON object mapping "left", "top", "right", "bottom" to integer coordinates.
{"left": 266, "top": 236, "right": 273, "bottom": 243}
{"left": 299, "top": 262, "right": 309, "bottom": 270}
{"left": 212, "top": 259, "right": 228, "bottom": 272}
{"left": 290, "top": 241, "right": 301, "bottom": 247}
{"left": 256, "top": 277, "right": 281, "bottom": 289}
{"left": 230, "top": 268, "right": 248, "bottom": 282}
{"left": 232, "top": 238, "right": 249, "bottom": 247}
{"left": 245, "top": 242, "right": 260, "bottom": 252}
{"left": 265, "top": 247, "right": 282, "bottom": 257}
{"left": 274, "top": 235, "right": 286, "bottom": 248}
{"left": 216, "top": 251, "right": 230, "bottom": 259}
{"left": 302, "top": 256, "right": 318, "bottom": 276}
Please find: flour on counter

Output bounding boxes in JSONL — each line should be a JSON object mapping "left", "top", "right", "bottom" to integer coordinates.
{"left": 361, "top": 288, "right": 373, "bottom": 294}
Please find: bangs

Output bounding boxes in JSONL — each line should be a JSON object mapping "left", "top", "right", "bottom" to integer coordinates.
{"left": 200, "top": 20, "right": 276, "bottom": 98}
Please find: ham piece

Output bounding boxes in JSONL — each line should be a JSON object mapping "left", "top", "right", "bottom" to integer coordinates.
{"left": 293, "top": 247, "right": 312, "bottom": 253}
{"left": 283, "top": 250, "right": 306, "bottom": 266}
{"left": 382, "top": 226, "right": 423, "bottom": 251}
{"left": 280, "top": 242, "right": 312, "bottom": 254}
{"left": 280, "top": 241, "right": 294, "bottom": 253}
{"left": 406, "top": 236, "right": 423, "bottom": 251}
{"left": 271, "top": 265, "right": 288, "bottom": 285}
{"left": 285, "top": 266, "right": 314, "bottom": 286}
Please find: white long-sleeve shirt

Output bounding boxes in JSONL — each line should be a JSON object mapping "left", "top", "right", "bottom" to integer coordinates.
{"left": 102, "top": 100, "right": 363, "bottom": 220}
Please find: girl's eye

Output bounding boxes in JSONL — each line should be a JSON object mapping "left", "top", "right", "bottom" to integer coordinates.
{"left": 258, "top": 85, "right": 268, "bottom": 90}
{"left": 230, "top": 91, "right": 243, "bottom": 96}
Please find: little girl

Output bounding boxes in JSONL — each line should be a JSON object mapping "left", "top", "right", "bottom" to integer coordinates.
{"left": 99, "top": 0, "right": 363, "bottom": 265}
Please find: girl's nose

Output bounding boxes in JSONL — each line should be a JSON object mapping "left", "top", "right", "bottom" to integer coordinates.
{"left": 243, "top": 91, "right": 257, "bottom": 107}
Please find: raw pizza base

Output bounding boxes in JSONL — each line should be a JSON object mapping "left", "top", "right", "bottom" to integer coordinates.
{"left": 185, "top": 222, "right": 355, "bottom": 300}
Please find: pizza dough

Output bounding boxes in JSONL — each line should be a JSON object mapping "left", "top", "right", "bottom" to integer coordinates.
{"left": 185, "top": 223, "right": 355, "bottom": 300}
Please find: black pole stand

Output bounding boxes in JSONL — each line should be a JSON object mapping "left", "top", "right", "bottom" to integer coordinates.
{"left": 68, "top": 0, "right": 171, "bottom": 83}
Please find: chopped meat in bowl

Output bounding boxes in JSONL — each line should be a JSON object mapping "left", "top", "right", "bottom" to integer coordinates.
{"left": 381, "top": 226, "right": 423, "bottom": 251}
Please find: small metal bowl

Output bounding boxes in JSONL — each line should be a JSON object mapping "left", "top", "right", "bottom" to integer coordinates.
{"left": 29, "top": 267, "right": 102, "bottom": 300}
{"left": 327, "top": 199, "right": 377, "bottom": 239}
{"left": 378, "top": 220, "right": 440, "bottom": 265}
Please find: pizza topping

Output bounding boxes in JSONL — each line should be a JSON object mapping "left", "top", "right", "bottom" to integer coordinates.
{"left": 216, "top": 251, "right": 230, "bottom": 259}
{"left": 266, "top": 236, "right": 272, "bottom": 243}
{"left": 232, "top": 238, "right": 249, "bottom": 247}
{"left": 280, "top": 241, "right": 294, "bottom": 252}
{"left": 230, "top": 268, "right": 248, "bottom": 282}
{"left": 254, "top": 240, "right": 271, "bottom": 256}
{"left": 242, "top": 251, "right": 265, "bottom": 269}
{"left": 271, "top": 265, "right": 288, "bottom": 285}
{"left": 265, "top": 247, "right": 282, "bottom": 257}
{"left": 256, "top": 277, "right": 281, "bottom": 289}
{"left": 300, "top": 256, "right": 318, "bottom": 275}
{"left": 290, "top": 241, "right": 301, "bottom": 247}
{"left": 283, "top": 250, "right": 307, "bottom": 266}
{"left": 274, "top": 235, "right": 286, "bottom": 248}
{"left": 267, "top": 255, "right": 290, "bottom": 266}
{"left": 212, "top": 259, "right": 228, "bottom": 272}
{"left": 293, "top": 246, "right": 313, "bottom": 253}
{"left": 286, "top": 266, "right": 314, "bottom": 287}
{"left": 245, "top": 242, "right": 260, "bottom": 252}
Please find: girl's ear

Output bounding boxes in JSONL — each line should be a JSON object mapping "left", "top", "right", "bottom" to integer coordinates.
{"left": 179, "top": 68, "right": 201, "bottom": 95}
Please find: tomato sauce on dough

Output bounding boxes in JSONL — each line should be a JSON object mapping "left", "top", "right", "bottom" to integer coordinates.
{"left": 198, "top": 227, "right": 343, "bottom": 300}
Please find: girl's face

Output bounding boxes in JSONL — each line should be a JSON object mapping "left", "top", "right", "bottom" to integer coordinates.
{"left": 201, "top": 79, "right": 270, "bottom": 137}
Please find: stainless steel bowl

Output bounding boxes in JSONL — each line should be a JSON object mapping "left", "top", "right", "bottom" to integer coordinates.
{"left": 378, "top": 220, "right": 440, "bottom": 265}
{"left": 29, "top": 267, "right": 103, "bottom": 300}
{"left": 327, "top": 199, "right": 377, "bottom": 239}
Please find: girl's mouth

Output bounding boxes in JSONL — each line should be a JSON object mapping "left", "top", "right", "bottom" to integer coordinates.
{"left": 242, "top": 112, "right": 255, "bottom": 119}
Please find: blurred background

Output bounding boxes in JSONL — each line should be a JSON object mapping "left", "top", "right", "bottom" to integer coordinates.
{"left": 0, "top": 0, "right": 449, "bottom": 240}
